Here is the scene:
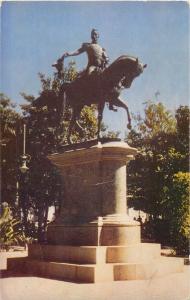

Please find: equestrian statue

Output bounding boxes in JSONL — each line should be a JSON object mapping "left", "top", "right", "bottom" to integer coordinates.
{"left": 36, "top": 29, "right": 147, "bottom": 143}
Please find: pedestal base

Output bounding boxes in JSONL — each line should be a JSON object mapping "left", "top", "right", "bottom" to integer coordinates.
{"left": 47, "top": 222, "right": 141, "bottom": 246}
{"left": 7, "top": 243, "right": 184, "bottom": 282}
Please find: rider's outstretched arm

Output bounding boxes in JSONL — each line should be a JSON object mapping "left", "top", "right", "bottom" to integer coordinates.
{"left": 61, "top": 48, "right": 84, "bottom": 60}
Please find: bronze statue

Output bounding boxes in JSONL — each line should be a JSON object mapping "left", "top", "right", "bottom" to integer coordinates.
{"left": 60, "top": 29, "right": 109, "bottom": 78}
{"left": 35, "top": 30, "right": 147, "bottom": 144}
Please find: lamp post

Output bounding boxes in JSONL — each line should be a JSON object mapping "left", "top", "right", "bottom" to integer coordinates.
{"left": 15, "top": 181, "right": 19, "bottom": 207}
{"left": 20, "top": 124, "right": 30, "bottom": 173}
{"left": 17, "top": 123, "right": 31, "bottom": 226}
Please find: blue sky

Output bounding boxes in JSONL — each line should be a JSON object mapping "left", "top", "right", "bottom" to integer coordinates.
{"left": 1, "top": 1, "right": 189, "bottom": 135}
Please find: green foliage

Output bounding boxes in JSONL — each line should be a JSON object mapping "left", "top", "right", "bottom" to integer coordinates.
{"left": 175, "top": 105, "right": 189, "bottom": 138}
{"left": 127, "top": 102, "right": 189, "bottom": 255}
{"left": 0, "top": 203, "right": 26, "bottom": 250}
{"left": 134, "top": 100, "right": 176, "bottom": 138}
{"left": 0, "top": 93, "right": 21, "bottom": 145}
{"left": 0, "top": 94, "right": 22, "bottom": 207}
{"left": 101, "top": 129, "right": 120, "bottom": 139}
{"left": 164, "top": 172, "right": 190, "bottom": 255}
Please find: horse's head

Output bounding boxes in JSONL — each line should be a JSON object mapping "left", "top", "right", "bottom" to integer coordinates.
{"left": 122, "top": 57, "right": 147, "bottom": 88}
{"left": 134, "top": 58, "right": 147, "bottom": 78}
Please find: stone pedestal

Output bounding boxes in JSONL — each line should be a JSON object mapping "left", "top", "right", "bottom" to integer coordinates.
{"left": 47, "top": 140, "right": 140, "bottom": 246}
{"left": 7, "top": 140, "right": 184, "bottom": 282}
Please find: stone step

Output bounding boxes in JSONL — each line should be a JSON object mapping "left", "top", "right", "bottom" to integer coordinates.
{"left": 7, "top": 256, "right": 184, "bottom": 283}
{"left": 113, "top": 257, "right": 184, "bottom": 280}
{"left": 28, "top": 244, "right": 101, "bottom": 264}
{"left": 28, "top": 243, "right": 161, "bottom": 264}
{"left": 107, "top": 243, "right": 161, "bottom": 263}
{"left": 7, "top": 257, "right": 113, "bottom": 283}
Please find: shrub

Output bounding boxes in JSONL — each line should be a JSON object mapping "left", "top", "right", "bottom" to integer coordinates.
{"left": 0, "top": 203, "right": 26, "bottom": 250}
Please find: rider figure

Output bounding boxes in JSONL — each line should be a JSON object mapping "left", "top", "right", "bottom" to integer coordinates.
{"left": 59, "top": 29, "right": 116, "bottom": 111}
{"left": 60, "top": 29, "right": 109, "bottom": 76}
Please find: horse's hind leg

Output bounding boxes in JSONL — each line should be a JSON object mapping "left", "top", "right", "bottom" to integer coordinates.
{"left": 112, "top": 97, "right": 132, "bottom": 129}
{"left": 67, "top": 109, "right": 77, "bottom": 144}
{"left": 67, "top": 108, "right": 83, "bottom": 143}
{"left": 97, "top": 102, "right": 105, "bottom": 140}
{"left": 74, "top": 106, "right": 84, "bottom": 136}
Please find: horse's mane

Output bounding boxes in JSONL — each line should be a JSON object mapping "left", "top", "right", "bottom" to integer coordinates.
{"left": 114, "top": 55, "right": 138, "bottom": 63}
{"left": 104, "top": 55, "right": 138, "bottom": 74}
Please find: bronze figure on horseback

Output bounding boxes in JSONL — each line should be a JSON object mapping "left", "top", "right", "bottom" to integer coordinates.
{"left": 51, "top": 29, "right": 147, "bottom": 143}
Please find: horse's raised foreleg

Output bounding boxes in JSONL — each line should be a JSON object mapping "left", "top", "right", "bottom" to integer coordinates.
{"left": 112, "top": 97, "right": 132, "bottom": 129}
{"left": 97, "top": 102, "right": 105, "bottom": 140}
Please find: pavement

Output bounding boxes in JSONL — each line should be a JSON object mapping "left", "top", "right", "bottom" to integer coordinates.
{"left": 0, "top": 251, "right": 190, "bottom": 300}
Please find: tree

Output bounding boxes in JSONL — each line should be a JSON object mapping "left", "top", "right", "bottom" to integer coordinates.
{"left": 0, "top": 94, "right": 22, "bottom": 209}
{"left": 127, "top": 101, "right": 178, "bottom": 215}
{"left": 175, "top": 105, "right": 189, "bottom": 169}
{"left": 163, "top": 172, "right": 190, "bottom": 255}
{"left": 133, "top": 100, "right": 176, "bottom": 138}
{"left": 127, "top": 101, "right": 189, "bottom": 254}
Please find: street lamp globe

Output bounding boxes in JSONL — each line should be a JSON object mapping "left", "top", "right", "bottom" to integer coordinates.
{"left": 20, "top": 160, "right": 29, "bottom": 173}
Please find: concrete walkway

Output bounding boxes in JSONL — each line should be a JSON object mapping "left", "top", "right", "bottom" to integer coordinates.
{"left": 0, "top": 252, "right": 190, "bottom": 300}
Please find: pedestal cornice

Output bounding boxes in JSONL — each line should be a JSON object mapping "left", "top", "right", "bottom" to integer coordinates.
{"left": 48, "top": 141, "right": 137, "bottom": 167}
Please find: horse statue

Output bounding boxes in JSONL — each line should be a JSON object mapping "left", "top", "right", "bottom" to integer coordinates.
{"left": 33, "top": 55, "right": 146, "bottom": 144}
{"left": 52, "top": 55, "right": 147, "bottom": 143}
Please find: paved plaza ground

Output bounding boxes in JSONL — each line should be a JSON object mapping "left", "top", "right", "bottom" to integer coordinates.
{"left": 0, "top": 251, "right": 190, "bottom": 300}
